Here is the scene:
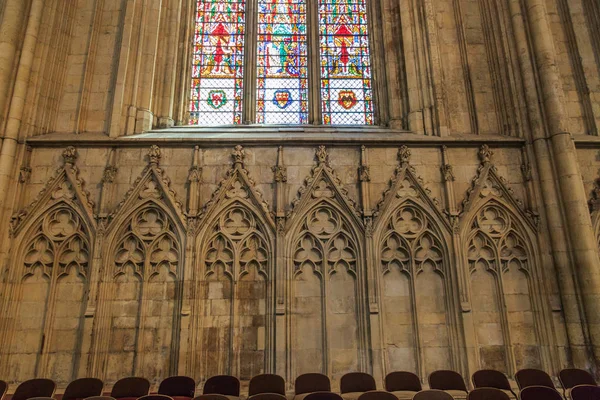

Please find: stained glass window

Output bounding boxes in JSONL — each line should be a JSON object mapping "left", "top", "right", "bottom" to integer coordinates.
{"left": 256, "top": 0, "right": 309, "bottom": 124}
{"left": 189, "top": 0, "right": 246, "bottom": 125}
{"left": 319, "top": 0, "right": 374, "bottom": 125}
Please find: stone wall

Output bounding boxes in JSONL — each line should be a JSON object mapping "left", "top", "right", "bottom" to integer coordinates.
{"left": 0, "top": 141, "right": 567, "bottom": 390}
{"left": 0, "top": 0, "right": 599, "bottom": 392}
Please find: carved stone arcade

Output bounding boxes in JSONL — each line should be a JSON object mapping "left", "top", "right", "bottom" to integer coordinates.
{"left": 0, "top": 145, "right": 567, "bottom": 389}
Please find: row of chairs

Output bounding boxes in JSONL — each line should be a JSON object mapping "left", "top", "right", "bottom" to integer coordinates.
{"left": 0, "top": 368, "right": 598, "bottom": 400}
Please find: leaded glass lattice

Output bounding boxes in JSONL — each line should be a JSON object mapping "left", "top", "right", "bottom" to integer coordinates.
{"left": 189, "top": 0, "right": 246, "bottom": 125}
{"left": 319, "top": 0, "right": 374, "bottom": 125}
{"left": 256, "top": 0, "right": 309, "bottom": 124}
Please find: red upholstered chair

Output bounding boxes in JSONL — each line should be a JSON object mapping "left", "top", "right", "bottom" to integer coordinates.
{"left": 295, "top": 374, "right": 331, "bottom": 395}
{"left": 248, "top": 395, "right": 287, "bottom": 400}
{"left": 159, "top": 377, "right": 196, "bottom": 400}
{"left": 84, "top": 397, "right": 116, "bottom": 400}
{"left": 203, "top": 376, "right": 240, "bottom": 399}
{"left": 428, "top": 370, "right": 468, "bottom": 399}
{"left": 193, "top": 395, "right": 230, "bottom": 400}
{"left": 137, "top": 396, "right": 173, "bottom": 400}
{"left": 570, "top": 384, "right": 600, "bottom": 400}
{"left": 12, "top": 379, "right": 56, "bottom": 400}
{"left": 514, "top": 369, "right": 555, "bottom": 391}
{"left": 559, "top": 369, "right": 597, "bottom": 397}
{"left": 467, "top": 388, "right": 509, "bottom": 400}
{"left": 0, "top": 381, "right": 7, "bottom": 400}
{"left": 110, "top": 377, "right": 150, "bottom": 400}
{"left": 519, "top": 386, "right": 562, "bottom": 400}
{"left": 340, "top": 373, "right": 376, "bottom": 400}
{"left": 471, "top": 370, "right": 517, "bottom": 399}
{"left": 63, "top": 378, "right": 104, "bottom": 400}
{"left": 294, "top": 374, "right": 331, "bottom": 400}
{"left": 303, "top": 393, "right": 343, "bottom": 400}
{"left": 385, "top": 371, "right": 422, "bottom": 399}
{"left": 357, "top": 391, "right": 399, "bottom": 400}
{"left": 412, "top": 390, "right": 453, "bottom": 400}
{"left": 248, "top": 375, "right": 285, "bottom": 397}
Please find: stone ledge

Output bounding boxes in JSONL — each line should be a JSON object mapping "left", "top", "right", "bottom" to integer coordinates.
{"left": 25, "top": 128, "right": 526, "bottom": 147}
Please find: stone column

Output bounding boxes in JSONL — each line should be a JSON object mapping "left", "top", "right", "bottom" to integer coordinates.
{"left": 0, "top": 0, "right": 30, "bottom": 134}
{"left": 0, "top": 0, "right": 44, "bottom": 220}
{"left": 522, "top": 0, "right": 600, "bottom": 369}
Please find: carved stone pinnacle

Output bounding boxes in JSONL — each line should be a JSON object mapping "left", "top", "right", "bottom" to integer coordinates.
{"left": 62, "top": 146, "right": 78, "bottom": 165}
{"left": 148, "top": 145, "right": 161, "bottom": 165}
{"left": 316, "top": 145, "right": 328, "bottom": 165}
{"left": 233, "top": 145, "right": 245, "bottom": 167}
{"left": 398, "top": 145, "right": 411, "bottom": 165}
{"left": 479, "top": 144, "right": 494, "bottom": 164}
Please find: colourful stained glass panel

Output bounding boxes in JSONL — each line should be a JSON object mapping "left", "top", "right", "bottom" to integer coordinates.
{"left": 256, "top": 0, "right": 309, "bottom": 124}
{"left": 319, "top": 0, "right": 374, "bottom": 125}
{"left": 189, "top": 0, "right": 246, "bottom": 125}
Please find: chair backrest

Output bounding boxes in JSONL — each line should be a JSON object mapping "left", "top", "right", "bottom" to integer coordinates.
{"left": 559, "top": 369, "right": 597, "bottom": 390}
{"left": 428, "top": 371, "right": 467, "bottom": 392}
{"left": 159, "top": 377, "right": 196, "bottom": 398}
{"left": 247, "top": 394, "right": 287, "bottom": 400}
{"left": 340, "top": 373, "right": 376, "bottom": 394}
{"left": 295, "top": 374, "right": 331, "bottom": 395}
{"left": 63, "top": 378, "right": 104, "bottom": 400}
{"left": 203, "top": 376, "right": 240, "bottom": 397}
{"left": 110, "top": 377, "right": 151, "bottom": 399}
{"left": 412, "top": 390, "right": 454, "bottom": 400}
{"left": 194, "top": 395, "right": 231, "bottom": 400}
{"left": 85, "top": 397, "right": 116, "bottom": 400}
{"left": 519, "top": 386, "right": 562, "bottom": 400}
{"left": 467, "top": 388, "right": 510, "bottom": 400}
{"left": 570, "top": 384, "right": 600, "bottom": 400}
{"left": 13, "top": 379, "right": 56, "bottom": 400}
{"left": 0, "top": 380, "right": 7, "bottom": 400}
{"left": 357, "top": 391, "right": 399, "bottom": 400}
{"left": 471, "top": 370, "right": 511, "bottom": 391}
{"left": 249, "top": 374, "right": 285, "bottom": 396}
{"left": 303, "top": 393, "right": 343, "bottom": 400}
{"left": 138, "top": 396, "right": 173, "bottom": 400}
{"left": 514, "top": 369, "right": 555, "bottom": 390}
{"left": 385, "top": 372, "right": 422, "bottom": 393}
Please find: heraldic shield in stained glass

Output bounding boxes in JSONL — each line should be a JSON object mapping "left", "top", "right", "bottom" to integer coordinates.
{"left": 256, "top": 0, "right": 309, "bottom": 124}
{"left": 319, "top": 0, "right": 374, "bottom": 125}
{"left": 189, "top": 0, "right": 246, "bottom": 125}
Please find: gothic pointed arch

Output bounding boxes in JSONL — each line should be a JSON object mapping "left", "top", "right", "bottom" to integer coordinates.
{"left": 194, "top": 145, "right": 275, "bottom": 383}
{"left": 460, "top": 145, "right": 536, "bottom": 230}
{"left": 2, "top": 147, "right": 94, "bottom": 385}
{"left": 372, "top": 145, "right": 457, "bottom": 378}
{"left": 285, "top": 146, "right": 367, "bottom": 387}
{"left": 94, "top": 146, "right": 185, "bottom": 384}
{"left": 11, "top": 146, "right": 96, "bottom": 237}
{"left": 461, "top": 147, "right": 551, "bottom": 374}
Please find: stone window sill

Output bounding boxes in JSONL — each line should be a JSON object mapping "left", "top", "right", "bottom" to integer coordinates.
{"left": 25, "top": 127, "right": 527, "bottom": 147}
